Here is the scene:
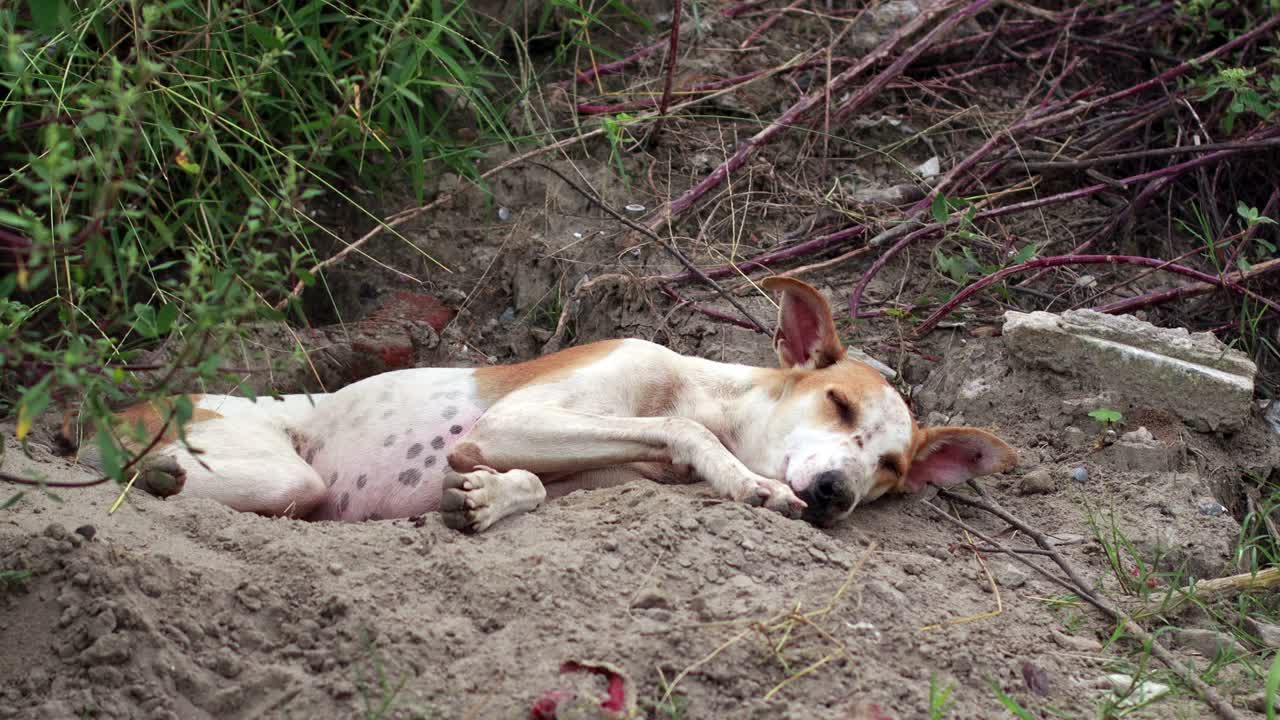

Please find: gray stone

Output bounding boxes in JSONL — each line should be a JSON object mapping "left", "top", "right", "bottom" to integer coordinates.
{"left": 1063, "top": 427, "right": 1088, "bottom": 448}
{"left": 1196, "top": 498, "right": 1226, "bottom": 517}
{"left": 993, "top": 562, "right": 1027, "bottom": 589}
{"left": 1019, "top": 468, "right": 1057, "bottom": 495}
{"left": 1051, "top": 629, "right": 1102, "bottom": 652}
{"left": 1264, "top": 399, "right": 1280, "bottom": 435}
{"left": 1069, "top": 467, "right": 1090, "bottom": 483}
{"left": 1170, "top": 628, "right": 1247, "bottom": 657}
{"left": 1110, "top": 426, "right": 1179, "bottom": 471}
{"left": 1244, "top": 618, "right": 1280, "bottom": 649}
{"left": 1247, "top": 692, "right": 1280, "bottom": 714}
{"left": 631, "top": 589, "right": 674, "bottom": 611}
{"left": 1002, "top": 310, "right": 1255, "bottom": 432}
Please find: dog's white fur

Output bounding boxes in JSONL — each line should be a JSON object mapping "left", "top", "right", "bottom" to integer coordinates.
{"left": 95, "top": 278, "right": 1016, "bottom": 532}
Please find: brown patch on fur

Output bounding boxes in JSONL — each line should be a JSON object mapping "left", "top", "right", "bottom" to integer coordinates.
{"left": 772, "top": 359, "right": 901, "bottom": 430}
{"left": 473, "top": 340, "right": 623, "bottom": 404}
{"left": 114, "top": 395, "right": 222, "bottom": 449}
{"left": 448, "top": 442, "right": 487, "bottom": 472}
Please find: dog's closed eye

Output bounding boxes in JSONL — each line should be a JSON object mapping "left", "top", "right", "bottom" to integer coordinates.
{"left": 827, "top": 389, "right": 856, "bottom": 426}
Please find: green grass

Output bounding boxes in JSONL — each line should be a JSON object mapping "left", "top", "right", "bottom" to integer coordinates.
{"left": 928, "top": 673, "right": 955, "bottom": 720}
{"left": 0, "top": 0, "right": 530, "bottom": 489}
{"left": 353, "top": 630, "right": 411, "bottom": 720}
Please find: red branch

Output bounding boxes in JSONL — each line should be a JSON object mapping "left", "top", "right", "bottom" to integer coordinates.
{"left": 647, "top": 0, "right": 992, "bottom": 232}
{"left": 913, "top": 254, "right": 1280, "bottom": 338}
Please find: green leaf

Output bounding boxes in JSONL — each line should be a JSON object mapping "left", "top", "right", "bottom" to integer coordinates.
{"left": 246, "top": 22, "right": 284, "bottom": 50}
{"left": 1088, "top": 408, "right": 1123, "bottom": 425}
{"left": 1266, "top": 651, "right": 1280, "bottom": 720}
{"left": 173, "top": 395, "right": 194, "bottom": 427}
{"left": 82, "top": 113, "right": 108, "bottom": 132}
{"left": 0, "top": 492, "right": 24, "bottom": 511}
{"left": 27, "top": 0, "right": 65, "bottom": 35}
{"left": 0, "top": 209, "right": 32, "bottom": 230}
{"left": 131, "top": 304, "right": 157, "bottom": 338}
{"left": 95, "top": 430, "right": 123, "bottom": 481}
{"left": 155, "top": 304, "right": 178, "bottom": 335}
{"left": 931, "top": 194, "right": 949, "bottom": 224}
{"left": 1012, "top": 244, "right": 1039, "bottom": 265}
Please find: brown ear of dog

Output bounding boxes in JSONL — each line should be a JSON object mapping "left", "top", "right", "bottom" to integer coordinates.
{"left": 901, "top": 426, "right": 1018, "bottom": 493}
{"left": 760, "top": 277, "right": 845, "bottom": 370}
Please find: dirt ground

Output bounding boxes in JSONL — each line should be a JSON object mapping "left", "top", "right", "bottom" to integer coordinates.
{"left": 4, "top": 2, "right": 1280, "bottom": 719}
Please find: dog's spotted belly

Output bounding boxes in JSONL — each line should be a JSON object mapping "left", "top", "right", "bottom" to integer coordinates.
{"left": 295, "top": 369, "right": 488, "bottom": 521}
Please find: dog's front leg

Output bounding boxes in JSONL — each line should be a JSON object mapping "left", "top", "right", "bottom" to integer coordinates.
{"left": 448, "top": 408, "right": 804, "bottom": 518}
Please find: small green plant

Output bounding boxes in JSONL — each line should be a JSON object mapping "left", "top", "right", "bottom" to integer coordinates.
{"left": 930, "top": 193, "right": 1036, "bottom": 292}
{"left": 988, "top": 680, "right": 1036, "bottom": 720}
{"left": 1088, "top": 408, "right": 1124, "bottom": 428}
{"left": 652, "top": 668, "right": 689, "bottom": 720}
{"left": 1236, "top": 202, "right": 1277, "bottom": 271}
{"left": 1197, "top": 65, "right": 1280, "bottom": 134}
{"left": 1266, "top": 652, "right": 1280, "bottom": 720}
{"left": 601, "top": 112, "right": 636, "bottom": 183}
{"left": 1, "top": 0, "right": 513, "bottom": 495}
{"left": 353, "top": 631, "right": 410, "bottom": 720}
{"left": 0, "top": 569, "right": 33, "bottom": 585}
{"left": 928, "top": 673, "right": 955, "bottom": 720}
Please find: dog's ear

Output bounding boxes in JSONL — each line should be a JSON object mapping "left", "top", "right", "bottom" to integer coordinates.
{"left": 760, "top": 277, "right": 845, "bottom": 369}
{"left": 901, "top": 427, "right": 1017, "bottom": 492}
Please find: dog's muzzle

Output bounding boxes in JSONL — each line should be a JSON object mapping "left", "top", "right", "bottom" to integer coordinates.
{"left": 797, "top": 469, "right": 857, "bottom": 527}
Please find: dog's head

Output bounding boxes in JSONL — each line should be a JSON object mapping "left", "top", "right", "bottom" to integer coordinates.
{"left": 740, "top": 277, "right": 1017, "bottom": 527}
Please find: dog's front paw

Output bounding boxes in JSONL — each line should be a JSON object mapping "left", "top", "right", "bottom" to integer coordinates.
{"left": 752, "top": 476, "right": 806, "bottom": 519}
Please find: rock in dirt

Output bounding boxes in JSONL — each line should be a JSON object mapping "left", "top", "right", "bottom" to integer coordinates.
{"left": 1002, "top": 310, "right": 1255, "bottom": 432}
{"left": 1169, "top": 628, "right": 1248, "bottom": 657}
{"left": 992, "top": 562, "right": 1027, "bottom": 589}
{"left": 631, "top": 589, "right": 673, "bottom": 611}
{"left": 1196, "top": 498, "right": 1227, "bottom": 516}
{"left": 1100, "top": 674, "right": 1169, "bottom": 708}
{"left": 1110, "top": 426, "right": 1180, "bottom": 471}
{"left": 1263, "top": 399, "right": 1280, "bottom": 435}
{"left": 1019, "top": 467, "right": 1056, "bottom": 495}
{"left": 1243, "top": 618, "right": 1280, "bottom": 649}
{"left": 1051, "top": 629, "right": 1102, "bottom": 653}
{"left": 1247, "top": 692, "right": 1280, "bottom": 714}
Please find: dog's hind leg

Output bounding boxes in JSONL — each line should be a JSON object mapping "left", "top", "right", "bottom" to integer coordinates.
{"left": 88, "top": 396, "right": 327, "bottom": 518}
{"left": 439, "top": 466, "right": 546, "bottom": 533}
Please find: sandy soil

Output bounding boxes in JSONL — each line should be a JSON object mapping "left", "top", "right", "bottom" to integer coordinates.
{"left": 3, "top": 330, "right": 1275, "bottom": 719}
{"left": 4, "top": 2, "right": 1279, "bottom": 719}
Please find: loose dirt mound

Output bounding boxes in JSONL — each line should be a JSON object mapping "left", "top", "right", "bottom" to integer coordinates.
{"left": 5, "top": 1, "right": 1280, "bottom": 718}
{"left": 3, "top": 338, "right": 1273, "bottom": 719}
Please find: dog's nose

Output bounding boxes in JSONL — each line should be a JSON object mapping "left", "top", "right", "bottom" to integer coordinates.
{"left": 813, "top": 470, "right": 844, "bottom": 502}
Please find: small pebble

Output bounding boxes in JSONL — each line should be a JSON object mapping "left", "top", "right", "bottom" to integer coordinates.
{"left": 1019, "top": 468, "right": 1056, "bottom": 495}
{"left": 43, "top": 523, "right": 67, "bottom": 540}
{"left": 1196, "top": 498, "right": 1226, "bottom": 517}
{"left": 632, "top": 589, "right": 673, "bottom": 611}
{"left": 497, "top": 206, "right": 511, "bottom": 221}
{"left": 327, "top": 563, "right": 344, "bottom": 576}
{"left": 1069, "top": 467, "right": 1089, "bottom": 484}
